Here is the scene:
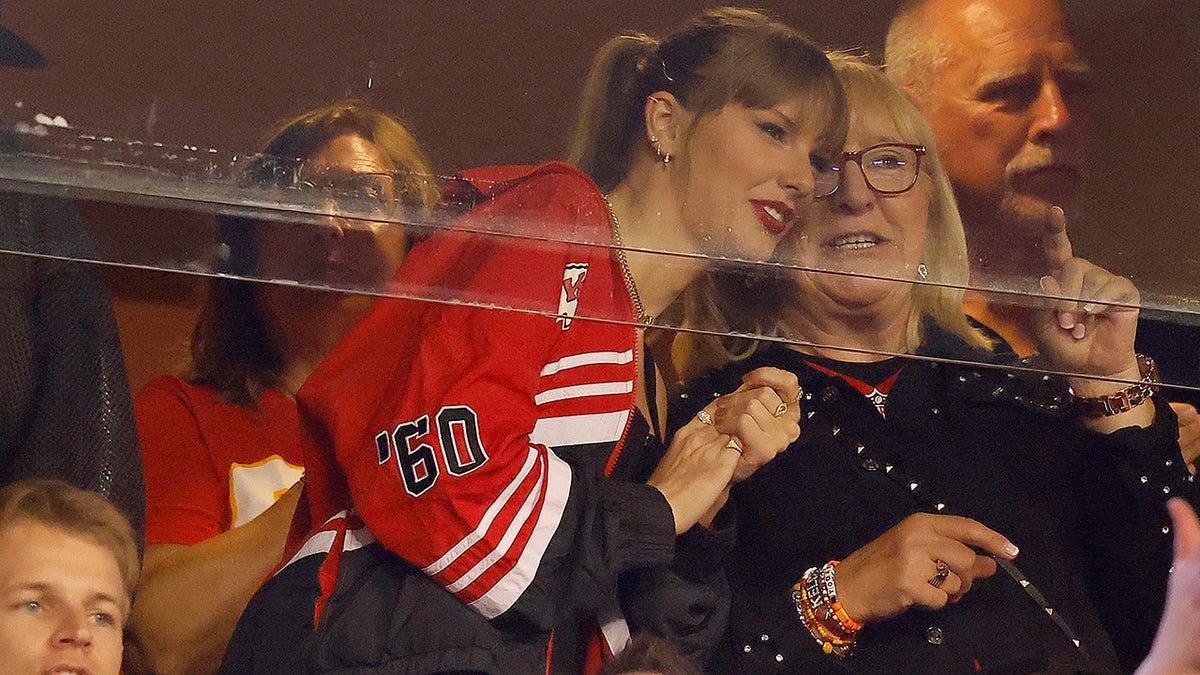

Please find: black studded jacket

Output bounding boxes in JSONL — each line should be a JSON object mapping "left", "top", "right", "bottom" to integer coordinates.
{"left": 670, "top": 330, "right": 1196, "bottom": 674}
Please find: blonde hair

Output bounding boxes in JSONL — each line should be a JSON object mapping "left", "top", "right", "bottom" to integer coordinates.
{"left": 0, "top": 479, "right": 140, "bottom": 605}
{"left": 678, "top": 52, "right": 990, "bottom": 380}
{"left": 566, "top": 7, "right": 847, "bottom": 193}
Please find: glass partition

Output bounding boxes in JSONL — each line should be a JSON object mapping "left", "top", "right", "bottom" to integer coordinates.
{"left": 1, "top": 0, "right": 1197, "bottom": 397}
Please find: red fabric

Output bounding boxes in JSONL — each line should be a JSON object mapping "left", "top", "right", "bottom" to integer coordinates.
{"left": 292, "top": 162, "right": 641, "bottom": 624}
{"left": 580, "top": 617, "right": 609, "bottom": 675}
{"left": 806, "top": 361, "right": 903, "bottom": 397}
{"left": 136, "top": 376, "right": 304, "bottom": 546}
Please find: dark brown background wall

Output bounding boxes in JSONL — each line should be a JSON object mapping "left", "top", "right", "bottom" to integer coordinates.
{"left": 0, "top": 1, "right": 1196, "bottom": 390}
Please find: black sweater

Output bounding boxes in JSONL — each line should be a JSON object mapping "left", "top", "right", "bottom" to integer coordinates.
{"left": 671, "top": 334, "right": 1196, "bottom": 674}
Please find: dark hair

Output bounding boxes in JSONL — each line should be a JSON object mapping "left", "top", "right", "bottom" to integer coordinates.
{"left": 187, "top": 101, "right": 438, "bottom": 406}
{"left": 568, "top": 7, "right": 848, "bottom": 193}
{"left": 0, "top": 479, "right": 140, "bottom": 604}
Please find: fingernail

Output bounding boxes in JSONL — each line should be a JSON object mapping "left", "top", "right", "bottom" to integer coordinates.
{"left": 1004, "top": 543, "right": 1019, "bottom": 558}
{"left": 1072, "top": 323, "right": 1086, "bottom": 340}
{"left": 1058, "top": 312, "right": 1075, "bottom": 330}
{"left": 1039, "top": 275, "right": 1051, "bottom": 292}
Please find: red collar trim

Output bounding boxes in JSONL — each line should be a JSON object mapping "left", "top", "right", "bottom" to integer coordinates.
{"left": 806, "top": 361, "right": 903, "bottom": 397}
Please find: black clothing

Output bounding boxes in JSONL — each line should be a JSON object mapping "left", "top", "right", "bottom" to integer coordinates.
{"left": 672, "top": 333, "right": 1195, "bottom": 674}
{"left": 222, "top": 408, "right": 728, "bottom": 674}
{"left": 0, "top": 189, "right": 145, "bottom": 540}
{"left": 1137, "top": 312, "right": 1200, "bottom": 409}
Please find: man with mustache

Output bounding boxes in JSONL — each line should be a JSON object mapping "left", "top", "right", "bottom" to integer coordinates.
{"left": 885, "top": 0, "right": 1200, "bottom": 464}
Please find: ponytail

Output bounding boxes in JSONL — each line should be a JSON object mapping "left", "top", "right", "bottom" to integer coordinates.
{"left": 566, "top": 8, "right": 846, "bottom": 194}
{"left": 567, "top": 33, "right": 658, "bottom": 193}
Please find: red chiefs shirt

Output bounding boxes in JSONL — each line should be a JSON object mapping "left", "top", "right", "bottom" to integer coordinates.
{"left": 136, "top": 376, "right": 304, "bottom": 546}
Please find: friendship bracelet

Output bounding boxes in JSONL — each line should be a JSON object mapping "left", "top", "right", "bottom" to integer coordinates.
{"left": 791, "top": 562, "right": 860, "bottom": 658}
{"left": 819, "top": 561, "right": 863, "bottom": 632}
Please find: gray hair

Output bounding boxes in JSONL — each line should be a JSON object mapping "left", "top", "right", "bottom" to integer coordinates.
{"left": 883, "top": 0, "right": 949, "bottom": 100}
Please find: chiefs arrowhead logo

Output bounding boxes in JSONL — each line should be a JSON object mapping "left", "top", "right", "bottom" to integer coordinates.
{"left": 556, "top": 263, "right": 588, "bottom": 330}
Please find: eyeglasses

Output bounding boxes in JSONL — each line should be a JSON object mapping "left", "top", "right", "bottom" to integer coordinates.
{"left": 813, "top": 143, "right": 926, "bottom": 199}
{"left": 297, "top": 169, "right": 399, "bottom": 212}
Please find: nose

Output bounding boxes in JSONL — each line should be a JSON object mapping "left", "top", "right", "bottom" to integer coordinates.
{"left": 55, "top": 611, "right": 94, "bottom": 648}
{"left": 783, "top": 162, "right": 816, "bottom": 203}
{"left": 830, "top": 160, "right": 874, "bottom": 214}
{"left": 1029, "top": 78, "right": 1074, "bottom": 143}
{"left": 320, "top": 209, "right": 350, "bottom": 241}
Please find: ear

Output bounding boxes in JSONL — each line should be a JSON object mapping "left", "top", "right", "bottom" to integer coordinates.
{"left": 644, "top": 91, "right": 687, "bottom": 157}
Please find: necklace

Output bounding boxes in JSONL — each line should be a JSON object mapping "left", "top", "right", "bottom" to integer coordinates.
{"left": 604, "top": 196, "right": 652, "bottom": 326}
{"left": 806, "top": 361, "right": 904, "bottom": 418}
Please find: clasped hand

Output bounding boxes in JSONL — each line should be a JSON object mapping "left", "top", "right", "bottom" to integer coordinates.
{"left": 648, "top": 366, "right": 801, "bottom": 534}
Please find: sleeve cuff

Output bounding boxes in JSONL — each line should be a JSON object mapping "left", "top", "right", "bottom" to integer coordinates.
{"left": 674, "top": 511, "right": 737, "bottom": 581}
{"left": 605, "top": 481, "right": 678, "bottom": 573}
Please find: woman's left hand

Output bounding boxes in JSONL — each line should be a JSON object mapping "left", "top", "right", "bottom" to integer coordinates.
{"left": 1032, "top": 207, "right": 1141, "bottom": 389}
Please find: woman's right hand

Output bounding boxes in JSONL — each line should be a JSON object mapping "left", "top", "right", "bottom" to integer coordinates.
{"left": 833, "top": 513, "right": 1019, "bottom": 624}
{"left": 649, "top": 367, "right": 801, "bottom": 533}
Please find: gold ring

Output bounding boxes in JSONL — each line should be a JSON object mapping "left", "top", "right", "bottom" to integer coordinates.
{"left": 696, "top": 410, "right": 714, "bottom": 426}
{"left": 773, "top": 401, "right": 789, "bottom": 417}
{"left": 725, "top": 437, "right": 743, "bottom": 454}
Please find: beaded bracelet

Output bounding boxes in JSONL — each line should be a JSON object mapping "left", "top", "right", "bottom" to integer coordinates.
{"left": 794, "top": 581, "right": 854, "bottom": 657}
{"left": 820, "top": 561, "right": 863, "bottom": 632}
{"left": 791, "top": 560, "right": 861, "bottom": 658}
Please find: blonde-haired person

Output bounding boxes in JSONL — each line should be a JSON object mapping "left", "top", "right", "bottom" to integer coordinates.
{"left": 224, "top": 8, "right": 839, "bottom": 673}
{"left": 0, "top": 479, "right": 140, "bottom": 675}
{"left": 672, "top": 52, "right": 1194, "bottom": 672}
{"left": 676, "top": 52, "right": 988, "bottom": 383}
{"left": 132, "top": 100, "right": 438, "bottom": 674}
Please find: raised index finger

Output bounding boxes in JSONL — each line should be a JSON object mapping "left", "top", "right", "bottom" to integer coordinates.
{"left": 1041, "top": 205, "right": 1074, "bottom": 274}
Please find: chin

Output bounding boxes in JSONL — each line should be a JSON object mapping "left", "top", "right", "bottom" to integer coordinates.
{"left": 820, "top": 277, "right": 913, "bottom": 310}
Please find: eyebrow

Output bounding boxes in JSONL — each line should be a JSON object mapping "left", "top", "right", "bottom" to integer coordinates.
{"left": 977, "top": 59, "right": 1093, "bottom": 95}
{"left": 8, "top": 582, "right": 129, "bottom": 612}
{"left": 975, "top": 70, "right": 1037, "bottom": 96}
{"left": 860, "top": 135, "right": 907, "bottom": 147}
{"left": 767, "top": 106, "right": 801, "bottom": 132}
{"left": 1055, "top": 60, "right": 1093, "bottom": 78}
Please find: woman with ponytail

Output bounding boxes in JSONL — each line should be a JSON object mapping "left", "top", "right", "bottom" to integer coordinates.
{"left": 224, "top": 9, "right": 845, "bottom": 674}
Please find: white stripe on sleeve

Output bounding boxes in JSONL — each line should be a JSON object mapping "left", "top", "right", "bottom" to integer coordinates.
{"left": 468, "top": 448, "right": 573, "bottom": 619}
{"left": 530, "top": 410, "right": 630, "bottom": 448}
{"left": 539, "top": 350, "right": 633, "bottom": 376}
{"left": 533, "top": 381, "right": 633, "bottom": 406}
{"left": 445, "top": 453, "right": 547, "bottom": 593}
{"left": 422, "top": 447, "right": 540, "bottom": 576}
